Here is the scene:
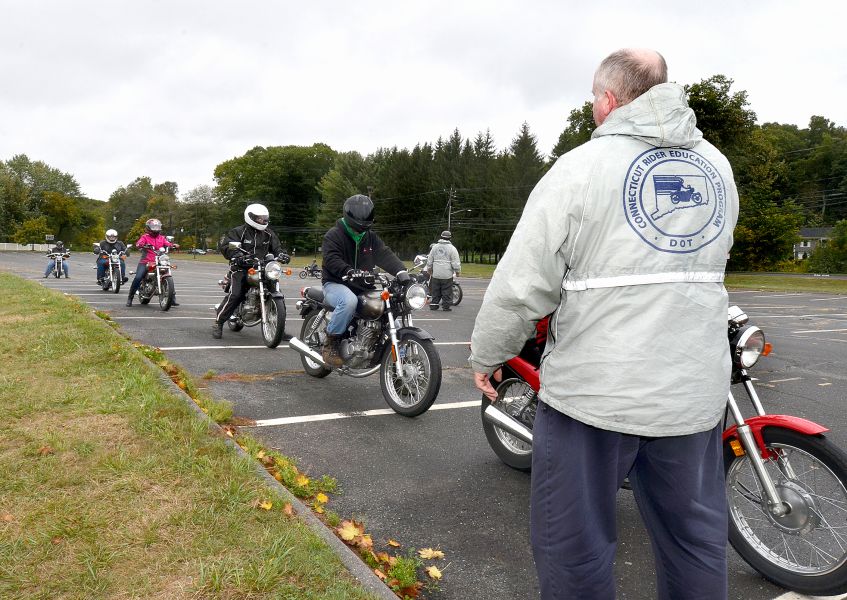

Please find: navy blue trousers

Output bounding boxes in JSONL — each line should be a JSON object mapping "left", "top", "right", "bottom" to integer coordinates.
{"left": 530, "top": 402, "right": 727, "bottom": 600}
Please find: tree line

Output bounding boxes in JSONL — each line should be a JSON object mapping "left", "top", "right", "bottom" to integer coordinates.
{"left": 1, "top": 74, "right": 846, "bottom": 271}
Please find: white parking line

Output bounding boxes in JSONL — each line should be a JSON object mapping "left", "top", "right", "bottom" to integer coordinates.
{"left": 793, "top": 328, "right": 847, "bottom": 334}
{"left": 768, "top": 377, "right": 802, "bottom": 383}
{"left": 159, "top": 341, "right": 471, "bottom": 350}
{"left": 251, "top": 400, "right": 479, "bottom": 427}
{"left": 774, "top": 592, "right": 847, "bottom": 600}
{"left": 810, "top": 296, "right": 847, "bottom": 301}
{"left": 114, "top": 316, "right": 216, "bottom": 320}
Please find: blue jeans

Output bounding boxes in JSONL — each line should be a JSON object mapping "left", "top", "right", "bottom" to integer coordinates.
{"left": 531, "top": 403, "right": 727, "bottom": 600}
{"left": 323, "top": 282, "right": 358, "bottom": 335}
{"left": 45, "top": 259, "right": 69, "bottom": 277}
{"left": 97, "top": 257, "right": 126, "bottom": 280}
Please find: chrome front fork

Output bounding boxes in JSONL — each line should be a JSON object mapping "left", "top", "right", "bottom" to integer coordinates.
{"left": 385, "top": 300, "right": 404, "bottom": 378}
{"left": 727, "top": 389, "right": 789, "bottom": 517}
{"left": 258, "top": 278, "right": 267, "bottom": 325}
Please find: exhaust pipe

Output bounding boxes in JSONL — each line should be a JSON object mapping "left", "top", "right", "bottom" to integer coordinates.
{"left": 483, "top": 404, "right": 533, "bottom": 444}
{"left": 288, "top": 336, "right": 330, "bottom": 368}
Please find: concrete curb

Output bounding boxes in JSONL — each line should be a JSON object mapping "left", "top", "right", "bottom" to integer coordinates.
{"left": 94, "top": 311, "right": 397, "bottom": 600}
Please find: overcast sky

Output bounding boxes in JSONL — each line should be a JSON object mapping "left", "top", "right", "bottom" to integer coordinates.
{"left": 2, "top": 0, "right": 845, "bottom": 201}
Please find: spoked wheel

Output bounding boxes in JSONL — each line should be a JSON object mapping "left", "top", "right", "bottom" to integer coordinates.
{"left": 111, "top": 267, "right": 121, "bottom": 294}
{"left": 380, "top": 338, "right": 442, "bottom": 417}
{"left": 299, "top": 312, "right": 331, "bottom": 378}
{"left": 102, "top": 277, "right": 111, "bottom": 291}
{"left": 299, "top": 270, "right": 307, "bottom": 279}
{"left": 725, "top": 427, "right": 847, "bottom": 595}
{"left": 452, "top": 282, "right": 463, "bottom": 306}
{"left": 261, "top": 297, "right": 286, "bottom": 348}
{"left": 481, "top": 377, "right": 536, "bottom": 471}
{"left": 159, "top": 277, "right": 175, "bottom": 311}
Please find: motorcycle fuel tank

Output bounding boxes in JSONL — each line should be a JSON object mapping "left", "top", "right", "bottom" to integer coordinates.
{"left": 356, "top": 290, "right": 385, "bottom": 319}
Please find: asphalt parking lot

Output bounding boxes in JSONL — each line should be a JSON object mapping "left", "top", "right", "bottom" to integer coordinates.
{"left": 5, "top": 250, "right": 847, "bottom": 600}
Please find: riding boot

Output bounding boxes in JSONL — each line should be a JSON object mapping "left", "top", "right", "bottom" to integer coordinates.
{"left": 211, "top": 321, "right": 223, "bottom": 339}
{"left": 322, "top": 334, "right": 344, "bottom": 368}
{"left": 126, "top": 294, "right": 133, "bottom": 307}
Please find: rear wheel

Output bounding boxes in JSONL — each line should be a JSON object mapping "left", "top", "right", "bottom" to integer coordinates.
{"left": 725, "top": 427, "right": 847, "bottom": 595}
{"left": 299, "top": 270, "right": 307, "bottom": 279}
{"left": 159, "top": 277, "right": 175, "bottom": 311}
{"left": 380, "top": 337, "right": 441, "bottom": 417}
{"left": 261, "top": 296, "right": 286, "bottom": 348}
{"left": 452, "top": 282, "right": 463, "bottom": 306}
{"left": 300, "top": 312, "right": 331, "bottom": 378}
{"left": 481, "top": 376, "right": 535, "bottom": 470}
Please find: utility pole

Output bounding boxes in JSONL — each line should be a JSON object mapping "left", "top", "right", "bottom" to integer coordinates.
{"left": 447, "top": 187, "right": 456, "bottom": 230}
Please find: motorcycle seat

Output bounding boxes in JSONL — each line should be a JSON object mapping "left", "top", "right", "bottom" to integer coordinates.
{"left": 304, "top": 287, "right": 324, "bottom": 303}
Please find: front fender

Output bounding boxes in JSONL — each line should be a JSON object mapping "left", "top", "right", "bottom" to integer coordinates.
{"left": 267, "top": 290, "right": 285, "bottom": 300}
{"left": 396, "top": 326, "right": 434, "bottom": 342}
{"left": 723, "top": 415, "right": 829, "bottom": 457}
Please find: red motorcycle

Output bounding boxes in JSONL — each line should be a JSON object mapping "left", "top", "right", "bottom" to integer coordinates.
{"left": 481, "top": 306, "right": 847, "bottom": 596}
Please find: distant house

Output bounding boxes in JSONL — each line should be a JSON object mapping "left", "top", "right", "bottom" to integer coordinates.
{"left": 794, "top": 227, "right": 834, "bottom": 260}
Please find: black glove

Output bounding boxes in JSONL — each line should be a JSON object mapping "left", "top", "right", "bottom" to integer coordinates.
{"left": 346, "top": 268, "right": 374, "bottom": 286}
{"left": 395, "top": 271, "right": 411, "bottom": 285}
{"left": 278, "top": 253, "right": 291, "bottom": 264}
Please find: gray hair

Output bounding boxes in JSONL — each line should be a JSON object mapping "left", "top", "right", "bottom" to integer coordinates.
{"left": 594, "top": 49, "right": 668, "bottom": 105}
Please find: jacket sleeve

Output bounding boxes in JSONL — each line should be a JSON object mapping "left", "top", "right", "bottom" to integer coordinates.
{"left": 219, "top": 228, "right": 241, "bottom": 260}
{"left": 322, "top": 230, "right": 353, "bottom": 279}
{"left": 426, "top": 248, "right": 435, "bottom": 270}
{"left": 451, "top": 246, "right": 461, "bottom": 273}
{"left": 373, "top": 235, "right": 406, "bottom": 275}
{"left": 468, "top": 156, "right": 587, "bottom": 375}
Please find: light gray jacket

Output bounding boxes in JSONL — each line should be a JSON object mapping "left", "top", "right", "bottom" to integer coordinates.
{"left": 469, "top": 83, "right": 739, "bottom": 436}
{"left": 427, "top": 239, "right": 461, "bottom": 279}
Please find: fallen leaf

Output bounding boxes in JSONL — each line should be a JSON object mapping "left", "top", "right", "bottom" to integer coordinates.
{"left": 225, "top": 430, "right": 234, "bottom": 438}
{"left": 255, "top": 450, "right": 266, "bottom": 460}
{"left": 1, "top": 513, "right": 13, "bottom": 523}
{"left": 313, "top": 504, "right": 324, "bottom": 514}
{"left": 374, "top": 568, "right": 387, "bottom": 581}
{"left": 37, "top": 446, "right": 54, "bottom": 456}
{"left": 259, "top": 500, "right": 273, "bottom": 511}
{"left": 355, "top": 534, "right": 373, "bottom": 551}
{"left": 336, "top": 520, "right": 364, "bottom": 542}
{"left": 315, "top": 492, "right": 328, "bottom": 504}
{"left": 272, "top": 472, "right": 283, "bottom": 482}
{"left": 418, "top": 548, "right": 445, "bottom": 560}
{"left": 397, "top": 582, "right": 422, "bottom": 598}
{"left": 282, "top": 503, "right": 294, "bottom": 516}
{"left": 426, "top": 565, "right": 442, "bottom": 580}
{"left": 51, "top": 537, "right": 63, "bottom": 545}
{"left": 387, "top": 539, "right": 401, "bottom": 548}
{"left": 375, "top": 551, "right": 391, "bottom": 564}
{"left": 295, "top": 474, "right": 310, "bottom": 487}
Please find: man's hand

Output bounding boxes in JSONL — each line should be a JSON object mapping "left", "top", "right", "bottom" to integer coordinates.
{"left": 474, "top": 368, "right": 502, "bottom": 402}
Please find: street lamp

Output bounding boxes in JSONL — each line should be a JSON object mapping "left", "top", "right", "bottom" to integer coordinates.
{"left": 448, "top": 208, "right": 472, "bottom": 230}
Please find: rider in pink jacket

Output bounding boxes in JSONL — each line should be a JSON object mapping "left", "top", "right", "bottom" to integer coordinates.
{"left": 126, "top": 218, "right": 179, "bottom": 306}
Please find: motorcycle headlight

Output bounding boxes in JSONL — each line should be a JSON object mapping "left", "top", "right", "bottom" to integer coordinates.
{"left": 404, "top": 283, "right": 427, "bottom": 311}
{"left": 159, "top": 256, "right": 171, "bottom": 267}
{"left": 731, "top": 325, "right": 766, "bottom": 369}
{"left": 265, "top": 261, "right": 282, "bottom": 280}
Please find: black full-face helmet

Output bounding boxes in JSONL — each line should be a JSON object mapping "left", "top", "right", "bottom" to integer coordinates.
{"left": 343, "top": 194, "right": 374, "bottom": 233}
{"left": 56, "top": 240, "right": 64, "bottom": 248}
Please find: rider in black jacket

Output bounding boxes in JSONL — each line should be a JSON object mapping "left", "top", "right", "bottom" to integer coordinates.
{"left": 320, "top": 194, "right": 409, "bottom": 366}
{"left": 95, "top": 229, "right": 129, "bottom": 284}
{"left": 212, "top": 203, "right": 287, "bottom": 339}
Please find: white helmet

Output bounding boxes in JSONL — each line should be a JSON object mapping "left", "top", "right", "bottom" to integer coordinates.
{"left": 105, "top": 229, "right": 118, "bottom": 243}
{"left": 244, "top": 203, "right": 270, "bottom": 231}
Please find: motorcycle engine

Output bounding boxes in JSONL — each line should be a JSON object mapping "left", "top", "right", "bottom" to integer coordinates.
{"left": 241, "top": 288, "right": 260, "bottom": 322}
{"left": 339, "top": 319, "right": 380, "bottom": 367}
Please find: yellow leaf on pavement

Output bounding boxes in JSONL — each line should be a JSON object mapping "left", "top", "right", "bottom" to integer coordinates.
{"left": 387, "top": 539, "right": 401, "bottom": 547}
{"left": 426, "top": 565, "right": 442, "bottom": 580}
{"left": 418, "top": 548, "right": 445, "bottom": 560}
{"left": 315, "top": 492, "right": 328, "bottom": 504}
{"left": 336, "top": 520, "right": 364, "bottom": 542}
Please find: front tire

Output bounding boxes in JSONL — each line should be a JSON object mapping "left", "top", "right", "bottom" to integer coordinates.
{"left": 111, "top": 267, "right": 121, "bottom": 294}
{"left": 725, "top": 427, "right": 847, "bottom": 595}
{"left": 261, "top": 296, "right": 286, "bottom": 348}
{"left": 159, "top": 277, "right": 175, "bottom": 311}
{"left": 452, "top": 282, "right": 463, "bottom": 306}
{"left": 299, "top": 312, "right": 332, "bottom": 377}
{"left": 380, "top": 338, "right": 441, "bottom": 417}
{"left": 299, "top": 270, "right": 307, "bottom": 279}
{"left": 481, "top": 376, "right": 535, "bottom": 471}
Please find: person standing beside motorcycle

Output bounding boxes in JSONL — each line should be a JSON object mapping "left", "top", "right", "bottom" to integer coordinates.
{"left": 95, "top": 229, "right": 129, "bottom": 284}
{"left": 44, "top": 241, "right": 70, "bottom": 278}
{"left": 470, "top": 49, "right": 739, "bottom": 600}
{"left": 425, "top": 230, "right": 460, "bottom": 311}
{"left": 320, "top": 194, "right": 410, "bottom": 367}
{"left": 126, "top": 218, "right": 179, "bottom": 307}
{"left": 212, "top": 203, "right": 286, "bottom": 339}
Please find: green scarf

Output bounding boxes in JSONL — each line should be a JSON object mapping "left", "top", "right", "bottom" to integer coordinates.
{"left": 341, "top": 218, "right": 367, "bottom": 269}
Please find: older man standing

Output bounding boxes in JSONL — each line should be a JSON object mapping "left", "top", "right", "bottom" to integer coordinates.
{"left": 470, "top": 49, "right": 738, "bottom": 599}
{"left": 426, "top": 230, "right": 461, "bottom": 311}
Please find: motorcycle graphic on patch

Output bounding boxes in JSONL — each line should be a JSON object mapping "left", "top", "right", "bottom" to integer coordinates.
{"left": 650, "top": 175, "right": 709, "bottom": 220}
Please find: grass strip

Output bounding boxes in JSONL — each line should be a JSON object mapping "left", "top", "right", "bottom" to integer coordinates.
{"left": 0, "top": 272, "right": 377, "bottom": 600}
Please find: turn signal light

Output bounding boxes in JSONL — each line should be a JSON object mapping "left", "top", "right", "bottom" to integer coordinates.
{"left": 381, "top": 290, "right": 390, "bottom": 300}
{"left": 762, "top": 343, "right": 773, "bottom": 357}
{"left": 285, "top": 269, "right": 292, "bottom": 276}
{"left": 247, "top": 268, "right": 256, "bottom": 275}
{"left": 729, "top": 439, "right": 745, "bottom": 457}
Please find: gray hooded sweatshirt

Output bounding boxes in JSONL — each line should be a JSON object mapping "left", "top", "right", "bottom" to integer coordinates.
{"left": 469, "top": 83, "right": 739, "bottom": 437}
{"left": 427, "top": 239, "right": 461, "bottom": 279}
